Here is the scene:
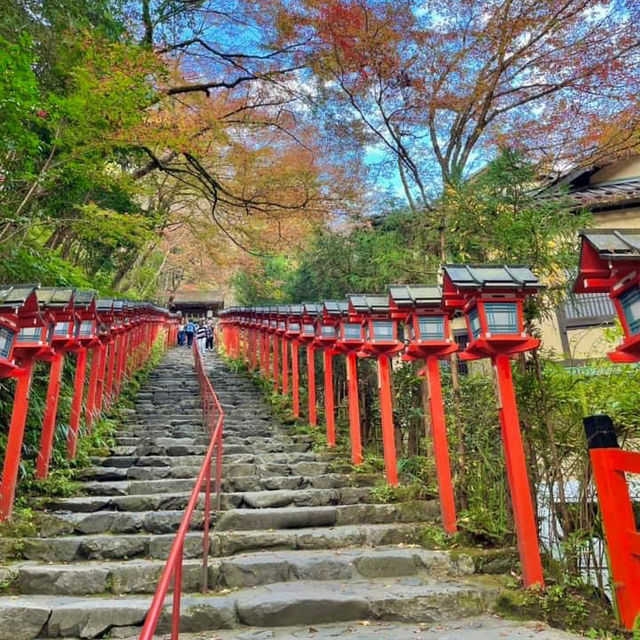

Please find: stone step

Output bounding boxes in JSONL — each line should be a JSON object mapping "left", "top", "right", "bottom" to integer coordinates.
{"left": 37, "top": 509, "right": 208, "bottom": 536}
{"left": 16, "top": 532, "right": 206, "bottom": 562}
{"left": 45, "top": 487, "right": 373, "bottom": 513}
{"left": 163, "top": 618, "right": 589, "bottom": 640}
{"left": 90, "top": 451, "right": 322, "bottom": 468}
{"left": 9, "top": 547, "right": 474, "bottom": 596}
{"left": 214, "top": 500, "right": 438, "bottom": 532}
{"left": 211, "top": 522, "right": 425, "bottom": 556}
{"left": 80, "top": 472, "right": 363, "bottom": 497}
{"left": 113, "top": 434, "right": 312, "bottom": 447}
{"left": 110, "top": 442, "right": 312, "bottom": 457}
{"left": 0, "top": 575, "right": 500, "bottom": 638}
{"left": 78, "top": 460, "right": 332, "bottom": 482}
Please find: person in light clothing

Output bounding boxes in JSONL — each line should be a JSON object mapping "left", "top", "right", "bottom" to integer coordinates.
{"left": 196, "top": 319, "right": 207, "bottom": 354}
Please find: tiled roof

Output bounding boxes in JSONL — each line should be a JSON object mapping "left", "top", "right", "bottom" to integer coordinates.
{"left": 545, "top": 178, "right": 640, "bottom": 209}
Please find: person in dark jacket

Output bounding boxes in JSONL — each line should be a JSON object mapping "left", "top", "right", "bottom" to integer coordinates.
{"left": 185, "top": 319, "right": 196, "bottom": 348}
{"left": 205, "top": 322, "right": 214, "bottom": 350}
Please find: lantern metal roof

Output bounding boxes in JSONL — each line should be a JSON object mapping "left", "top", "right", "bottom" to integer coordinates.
{"left": 442, "top": 264, "right": 541, "bottom": 290}
{"left": 0, "top": 284, "right": 39, "bottom": 311}
{"left": 287, "top": 304, "right": 304, "bottom": 315}
{"left": 303, "top": 303, "right": 322, "bottom": 316}
{"left": 578, "top": 229, "right": 640, "bottom": 259}
{"left": 74, "top": 291, "right": 96, "bottom": 309}
{"left": 96, "top": 299, "right": 114, "bottom": 313}
{"left": 388, "top": 285, "right": 442, "bottom": 307}
{"left": 322, "top": 300, "right": 349, "bottom": 316}
{"left": 348, "top": 294, "right": 390, "bottom": 313}
{"left": 36, "top": 288, "right": 75, "bottom": 308}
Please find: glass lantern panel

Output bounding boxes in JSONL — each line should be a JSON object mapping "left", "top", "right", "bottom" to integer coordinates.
{"left": 620, "top": 285, "right": 640, "bottom": 335}
{"left": 54, "top": 322, "right": 71, "bottom": 337}
{"left": 278, "top": 321, "right": 286, "bottom": 330}
{"left": 417, "top": 316, "right": 445, "bottom": 341}
{"left": 303, "top": 323, "right": 315, "bottom": 336}
{"left": 468, "top": 307, "right": 482, "bottom": 339}
{"left": 372, "top": 320, "right": 394, "bottom": 342}
{"left": 485, "top": 302, "right": 518, "bottom": 334}
{"left": 270, "top": 321, "right": 277, "bottom": 328}
{"left": 17, "top": 326, "right": 44, "bottom": 343}
{"left": 78, "top": 320, "right": 95, "bottom": 337}
{"left": 0, "top": 326, "right": 15, "bottom": 359}
{"left": 343, "top": 323, "right": 362, "bottom": 340}
{"left": 288, "top": 323, "right": 300, "bottom": 332}
{"left": 321, "top": 325, "right": 336, "bottom": 338}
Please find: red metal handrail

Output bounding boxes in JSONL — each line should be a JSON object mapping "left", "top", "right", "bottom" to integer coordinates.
{"left": 139, "top": 344, "right": 224, "bottom": 640}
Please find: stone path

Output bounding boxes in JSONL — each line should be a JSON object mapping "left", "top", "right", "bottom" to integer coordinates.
{"left": 0, "top": 349, "right": 586, "bottom": 639}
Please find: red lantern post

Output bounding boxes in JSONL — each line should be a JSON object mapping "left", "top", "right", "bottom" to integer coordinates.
{"left": 67, "top": 291, "right": 98, "bottom": 459}
{"left": 268, "top": 307, "right": 280, "bottom": 391}
{"left": 35, "top": 288, "right": 79, "bottom": 479}
{"left": 300, "top": 303, "right": 322, "bottom": 425}
{"left": 276, "top": 307, "right": 289, "bottom": 395}
{"left": 574, "top": 229, "right": 640, "bottom": 629}
{"left": 0, "top": 285, "right": 55, "bottom": 520}
{"left": 318, "top": 301, "right": 348, "bottom": 448}
{"left": 349, "top": 294, "right": 404, "bottom": 487}
{"left": 259, "top": 310, "right": 270, "bottom": 375}
{"left": 86, "top": 299, "right": 114, "bottom": 430}
{"left": 285, "top": 305, "right": 303, "bottom": 418}
{"left": 443, "top": 264, "right": 544, "bottom": 588}
{"left": 249, "top": 309, "right": 259, "bottom": 370}
{"left": 389, "top": 284, "right": 458, "bottom": 533}
{"left": 335, "top": 300, "right": 366, "bottom": 466}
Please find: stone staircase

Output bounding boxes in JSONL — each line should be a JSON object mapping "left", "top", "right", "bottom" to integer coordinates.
{"left": 0, "top": 348, "right": 507, "bottom": 639}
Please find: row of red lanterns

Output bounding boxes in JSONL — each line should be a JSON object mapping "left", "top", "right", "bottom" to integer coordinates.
{"left": 218, "top": 263, "right": 545, "bottom": 589}
{"left": 0, "top": 285, "right": 178, "bottom": 521}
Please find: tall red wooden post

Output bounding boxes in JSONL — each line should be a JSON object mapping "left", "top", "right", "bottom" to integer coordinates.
{"left": 273, "top": 334, "right": 280, "bottom": 392}
{"left": 323, "top": 350, "right": 335, "bottom": 446}
{"left": 389, "top": 284, "right": 458, "bottom": 533}
{"left": 94, "top": 342, "right": 108, "bottom": 416}
{"left": 281, "top": 337, "right": 289, "bottom": 395}
{"left": 36, "top": 353, "right": 64, "bottom": 479}
{"left": 425, "top": 356, "right": 457, "bottom": 534}
{"left": 376, "top": 353, "right": 398, "bottom": 486}
{"left": 345, "top": 351, "right": 363, "bottom": 465}
{"left": 68, "top": 348, "right": 87, "bottom": 458}
{"left": 85, "top": 346, "right": 101, "bottom": 432}
{"left": 104, "top": 340, "right": 117, "bottom": 409}
{"left": 0, "top": 361, "right": 34, "bottom": 519}
{"left": 443, "top": 263, "right": 544, "bottom": 587}
{"left": 306, "top": 345, "right": 317, "bottom": 426}
{"left": 584, "top": 420, "right": 640, "bottom": 630}
{"left": 494, "top": 354, "right": 544, "bottom": 587}
{"left": 291, "top": 341, "right": 300, "bottom": 417}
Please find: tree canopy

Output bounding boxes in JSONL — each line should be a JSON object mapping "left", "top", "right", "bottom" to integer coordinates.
{"left": 0, "top": 0, "right": 637, "bottom": 300}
